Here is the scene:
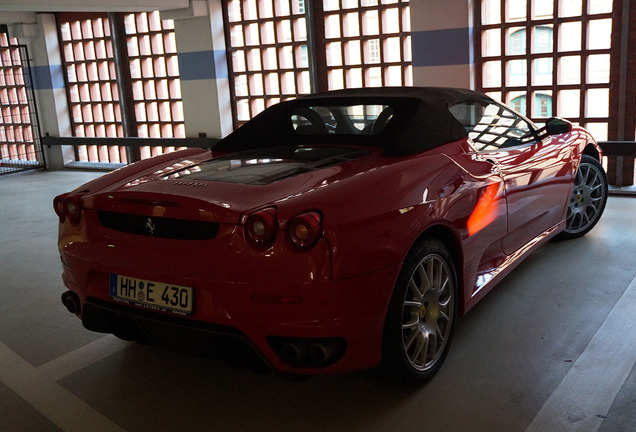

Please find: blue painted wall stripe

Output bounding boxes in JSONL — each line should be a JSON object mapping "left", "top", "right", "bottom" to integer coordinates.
{"left": 411, "top": 27, "right": 472, "bottom": 67}
{"left": 213, "top": 50, "right": 228, "bottom": 80}
{"left": 30, "top": 64, "right": 65, "bottom": 90}
{"left": 178, "top": 50, "right": 227, "bottom": 81}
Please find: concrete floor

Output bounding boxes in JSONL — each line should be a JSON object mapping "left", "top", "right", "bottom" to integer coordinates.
{"left": 1, "top": 169, "right": 635, "bottom": 432}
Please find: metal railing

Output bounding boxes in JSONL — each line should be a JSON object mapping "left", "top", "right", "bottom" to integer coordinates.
{"left": 41, "top": 136, "right": 636, "bottom": 192}
{"left": 42, "top": 135, "right": 219, "bottom": 169}
{"left": 599, "top": 141, "right": 636, "bottom": 189}
{"left": 0, "top": 39, "right": 45, "bottom": 175}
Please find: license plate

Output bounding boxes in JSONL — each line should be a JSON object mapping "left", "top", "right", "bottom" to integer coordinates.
{"left": 109, "top": 274, "right": 194, "bottom": 315}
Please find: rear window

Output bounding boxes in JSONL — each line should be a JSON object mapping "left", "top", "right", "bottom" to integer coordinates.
{"left": 291, "top": 104, "right": 393, "bottom": 136}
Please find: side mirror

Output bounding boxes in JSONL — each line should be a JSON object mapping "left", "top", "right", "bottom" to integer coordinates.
{"left": 545, "top": 117, "right": 572, "bottom": 135}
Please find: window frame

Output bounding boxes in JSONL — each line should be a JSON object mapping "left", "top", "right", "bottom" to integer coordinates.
{"left": 222, "top": 0, "right": 312, "bottom": 127}
{"left": 474, "top": 0, "right": 615, "bottom": 140}
{"left": 221, "top": 0, "right": 412, "bottom": 128}
{"left": 57, "top": 11, "right": 185, "bottom": 164}
{"left": 0, "top": 33, "right": 44, "bottom": 174}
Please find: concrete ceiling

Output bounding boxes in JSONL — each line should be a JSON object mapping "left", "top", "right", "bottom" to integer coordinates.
{"left": 0, "top": 0, "right": 190, "bottom": 13}
{"left": 0, "top": 0, "right": 196, "bottom": 26}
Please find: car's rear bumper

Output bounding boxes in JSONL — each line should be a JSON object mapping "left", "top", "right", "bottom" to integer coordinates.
{"left": 79, "top": 297, "right": 272, "bottom": 372}
{"left": 59, "top": 238, "right": 402, "bottom": 375}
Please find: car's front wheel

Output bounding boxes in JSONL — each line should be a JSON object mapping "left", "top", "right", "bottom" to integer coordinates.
{"left": 559, "top": 154, "right": 608, "bottom": 240}
{"left": 382, "top": 238, "right": 458, "bottom": 384}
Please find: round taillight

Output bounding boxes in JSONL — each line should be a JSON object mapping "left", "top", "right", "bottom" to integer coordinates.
{"left": 245, "top": 207, "right": 278, "bottom": 244}
{"left": 64, "top": 194, "right": 83, "bottom": 227}
{"left": 53, "top": 193, "right": 69, "bottom": 222}
{"left": 287, "top": 211, "right": 322, "bottom": 248}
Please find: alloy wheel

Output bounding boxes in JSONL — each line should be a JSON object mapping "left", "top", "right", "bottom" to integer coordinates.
{"left": 565, "top": 159, "right": 606, "bottom": 235}
{"left": 400, "top": 254, "right": 455, "bottom": 371}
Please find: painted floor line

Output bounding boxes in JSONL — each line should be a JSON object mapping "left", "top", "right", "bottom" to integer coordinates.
{"left": 525, "top": 275, "right": 636, "bottom": 432}
{"left": 38, "top": 335, "right": 130, "bottom": 382}
{"left": 0, "top": 341, "right": 127, "bottom": 432}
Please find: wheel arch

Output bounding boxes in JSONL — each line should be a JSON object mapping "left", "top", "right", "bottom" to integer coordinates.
{"left": 380, "top": 222, "right": 464, "bottom": 383}
{"left": 409, "top": 223, "right": 465, "bottom": 312}
{"left": 583, "top": 143, "right": 601, "bottom": 162}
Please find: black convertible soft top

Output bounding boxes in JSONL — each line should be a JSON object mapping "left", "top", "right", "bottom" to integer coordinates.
{"left": 215, "top": 87, "right": 494, "bottom": 156}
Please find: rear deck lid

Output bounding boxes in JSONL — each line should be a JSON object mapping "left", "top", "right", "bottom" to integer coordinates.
{"left": 84, "top": 145, "right": 371, "bottom": 224}
{"left": 166, "top": 145, "right": 370, "bottom": 185}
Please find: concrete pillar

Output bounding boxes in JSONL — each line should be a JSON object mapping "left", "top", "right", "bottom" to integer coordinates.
{"left": 162, "top": 0, "right": 233, "bottom": 139}
{"left": 410, "top": 0, "right": 475, "bottom": 89}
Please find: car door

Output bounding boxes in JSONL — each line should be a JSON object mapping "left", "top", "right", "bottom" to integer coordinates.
{"left": 450, "top": 101, "right": 574, "bottom": 255}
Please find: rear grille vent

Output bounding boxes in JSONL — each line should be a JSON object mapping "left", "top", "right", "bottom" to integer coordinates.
{"left": 98, "top": 211, "right": 219, "bottom": 240}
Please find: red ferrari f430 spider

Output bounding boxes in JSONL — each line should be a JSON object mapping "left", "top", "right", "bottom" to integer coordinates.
{"left": 55, "top": 87, "right": 607, "bottom": 383}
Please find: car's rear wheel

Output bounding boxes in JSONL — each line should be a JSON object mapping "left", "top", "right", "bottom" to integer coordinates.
{"left": 559, "top": 154, "right": 608, "bottom": 240}
{"left": 382, "top": 238, "right": 458, "bottom": 384}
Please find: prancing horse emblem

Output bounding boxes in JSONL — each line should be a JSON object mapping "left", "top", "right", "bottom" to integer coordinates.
{"left": 145, "top": 218, "right": 156, "bottom": 236}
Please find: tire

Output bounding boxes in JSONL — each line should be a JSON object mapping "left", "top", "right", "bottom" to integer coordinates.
{"left": 558, "top": 154, "right": 608, "bottom": 240}
{"left": 382, "top": 238, "right": 458, "bottom": 384}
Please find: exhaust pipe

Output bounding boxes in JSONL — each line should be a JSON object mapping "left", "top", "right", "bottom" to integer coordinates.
{"left": 61, "top": 291, "right": 80, "bottom": 315}
{"left": 308, "top": 343, "right": 330, "bottom": 364}
{"left": 269, "top": 337, "right": 347, "bottom": 367}
{"left": 308, "top": 340, "right": 346, "bottom": 365}
{"left": 280, "top": 342, "right": 307, "bottom": 365}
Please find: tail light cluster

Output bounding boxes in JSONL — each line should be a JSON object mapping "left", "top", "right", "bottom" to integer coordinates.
{"left": 53, "top": 192, "right": 84, "bottom": 227}
{"left": 287, "top": 211, "right": 322, "bottom": 248}
{"left": 244, "top": 207, "right": 323, "bottom": 250}
{"left": 245, "top": 207, "right": 278, "bottom": 244}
